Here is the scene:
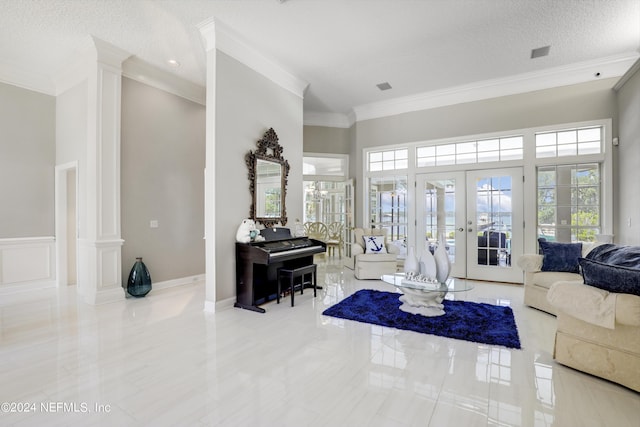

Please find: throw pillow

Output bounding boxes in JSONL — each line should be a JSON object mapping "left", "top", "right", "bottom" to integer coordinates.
{"left": 363, "top": 235, "right": 387, "bottom": 254}
{"left": 586, "top": 243, "right": 640, "bottom": 267}
{"left": 578, "top": 258, "right": 640, "bottom": 297}
{"left": 538, "top": 238, "right": 582, "bottom": 273}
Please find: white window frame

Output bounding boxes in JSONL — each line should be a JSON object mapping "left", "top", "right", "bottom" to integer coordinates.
{"left": 363, "top": 119, "right": 613, "bottom": 254}
{"left": 303, "top": 152, "right": 349, "bottom": 182}
{"left": 524, "top": 121, "right": 612, "bottom": 251}
{"left": 416, "top": 135, "right": 524, "bottom": 167}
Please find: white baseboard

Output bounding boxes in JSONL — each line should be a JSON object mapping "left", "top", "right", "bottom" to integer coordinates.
{"left": 152, "top": 274, "right": 206, "bottom": 291}
{"left": 0, "top": 279, "right": 56, "bottom": 296}
{"left": 215, "top": 296, "right": 236, "bottom": 311}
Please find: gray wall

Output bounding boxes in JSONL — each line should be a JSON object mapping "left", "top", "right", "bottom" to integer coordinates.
{"left": 303, "top": 125, "right": 350, "bottom": 154}
{"left": 215, "top": 51, "right": 304, "bottom": 302}
{"left": 351, "top": 78, "right": 620, "bottom": 227}
{"left": 615, "top": 64, "right": 640, "bottom": 245}
{"left": 0, "top": 82, "right": 55, "bottom": 238}
{"left": 121, "top": 78, "right": 206, "bottom": 284}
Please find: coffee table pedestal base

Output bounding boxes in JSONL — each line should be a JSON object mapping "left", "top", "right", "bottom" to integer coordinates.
{"left": 398, "top": 287, "right": 447, "bottom": 317}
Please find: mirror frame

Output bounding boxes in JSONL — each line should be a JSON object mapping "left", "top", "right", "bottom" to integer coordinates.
{"left": 245, "top": 128, "right": 290, "bottom": 228}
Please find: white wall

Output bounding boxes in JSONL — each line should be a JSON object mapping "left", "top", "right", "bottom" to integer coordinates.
{"left": 214, "top": 51, "right": 304, "bottom": 302}
{"left": 615, "top": 64, "right": 640, "bottom": 245}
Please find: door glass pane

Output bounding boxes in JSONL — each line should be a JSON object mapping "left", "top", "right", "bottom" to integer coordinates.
{"left": 369, "top": 176, "right": 408, "bottom": 255}
{"left": 303, "top": 181, "right": 345, "bottom": 225}
{"left": 422, "top": 178, "right": 457, "bottom": 263}
{"left": 344, "top": 180, "right": 353, "bottom": 261}
{"left": 475, "top": 175, "right": 512, "bottom": 267}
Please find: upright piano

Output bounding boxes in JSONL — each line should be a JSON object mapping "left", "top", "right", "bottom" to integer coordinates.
{"left": 235, "top": 227, "right": 326, "bottom": 313}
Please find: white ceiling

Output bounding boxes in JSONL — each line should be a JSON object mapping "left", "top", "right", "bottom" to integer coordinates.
{"left": 1, "top": 0, "right": 639, "bottom": 125}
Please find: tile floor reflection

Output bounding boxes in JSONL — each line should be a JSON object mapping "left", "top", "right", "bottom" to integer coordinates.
{"left": 1, "top": 256, "right": 639, "bottom": 426}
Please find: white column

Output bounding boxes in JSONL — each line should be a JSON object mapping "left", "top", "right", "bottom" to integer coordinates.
{"left": 77, "top": 37, "right": 130, "bottom": 304}
{"left": 199, "top": 20, "right": 217, "bottom": 313}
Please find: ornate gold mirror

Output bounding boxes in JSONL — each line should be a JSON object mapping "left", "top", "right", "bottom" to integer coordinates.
{"left": 246, "top": 128, "right": 289, "bottom": 228}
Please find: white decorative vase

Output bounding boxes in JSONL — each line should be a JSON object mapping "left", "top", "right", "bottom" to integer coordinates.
{"left": 404, "top": 246, "right": 419, "bottom": 274}
{"left": 434, "top": 243, "right": 451, "bottom": 283}
{"left": 419, "top": 245, "right": 437, "bottom": 279}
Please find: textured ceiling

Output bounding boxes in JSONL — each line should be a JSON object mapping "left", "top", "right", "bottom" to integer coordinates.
{"left": 1, "top": 0, "right": 639, "bottom": 118}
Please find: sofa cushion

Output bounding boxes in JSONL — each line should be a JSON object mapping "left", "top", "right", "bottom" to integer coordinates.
{"left": 538, "top": 239, "right": 582, "bottom": 273}
{"left": 616, "top": 293, "right": 640, "bottom": 327}
{"left": 356, "top": 253, "right": 397, "bottom": 262}
{"left": 531, "top": 271, "right": 583, "bottom": 290}
{"left": 579, "top": 258, "right": 640, "bottom": 297}
{"left": 363, "top": 235, "right": 387, "bottom": 254}
{"left": 547, "top": 280, "right": 617, "bottom": 329}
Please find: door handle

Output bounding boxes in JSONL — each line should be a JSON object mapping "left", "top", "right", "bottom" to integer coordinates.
{"left": 458, "top": 227, "right": 464, "bottom": 232}
{"left": 468, "top": 228, "right": 473, "bottom": 232}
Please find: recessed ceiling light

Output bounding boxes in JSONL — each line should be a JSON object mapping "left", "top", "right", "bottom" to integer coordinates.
{"left": 167, "top": 59, "right": 181, "bottom": 67}
{"left": 531, "top": 45, "right": 551, "bottom": 59}
{"left": 376, "top": 82, "right": 392, "bottom": 91}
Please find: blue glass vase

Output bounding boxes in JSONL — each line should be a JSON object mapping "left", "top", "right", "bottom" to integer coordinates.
{"left": 127, "top": 257, "right": 152, "bottom": 297}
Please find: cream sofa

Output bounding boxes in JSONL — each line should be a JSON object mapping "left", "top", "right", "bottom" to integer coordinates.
{"left": 351, "top": 228, "right": 399, "bottom": 279}
{"left": 519, "top": 242, "right": 640, "bottom": 391}
{"left": 547, "top": 281, "right": 640, "bottom": 392}
{"left": 517, "top": 242, "right": 600, "bottom": 315}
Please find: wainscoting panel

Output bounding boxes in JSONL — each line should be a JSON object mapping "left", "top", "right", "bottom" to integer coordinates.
{"left": 99, "top": 245, "right": 121, "bottom": 290}
{"left": 0, "top": 237, "right": 56, "bottom": 290}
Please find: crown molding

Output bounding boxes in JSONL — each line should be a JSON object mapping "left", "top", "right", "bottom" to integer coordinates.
{"left": 122, "top": 57, "right": 206, "bottom": 105}
{"left": 53, "top": 54, "right": 90, "bottom": 95}
{"left": 52, "top": 37, "right": 205, "bottom": 104}
{"left": 303, "top": 111, "right": 352, "bottom": 128}
{"left": 91, "top": 36, "right": 131, "bottom": 68}
{"left": 353, "top": 52, "right": 640, "bottom": 122}
{"left": 53, "top": 37, "right": 131, "bottom": 96}
{"left": 614, "top": 56, "right": 640, "bottom": 91}
{"left": 198, "top": 17, "right": 308, "bottom": 99}
{"left": 0, "top": 63, "right": 55, "bottom": 95}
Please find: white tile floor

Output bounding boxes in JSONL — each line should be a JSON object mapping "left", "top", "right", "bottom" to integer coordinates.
{"left": 1, "top": 257, "right": 639, "bottom": 426}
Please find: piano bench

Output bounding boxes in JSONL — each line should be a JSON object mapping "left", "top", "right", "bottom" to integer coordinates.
{"left": 277, "top": 264, "right": 317, "bottom": 307}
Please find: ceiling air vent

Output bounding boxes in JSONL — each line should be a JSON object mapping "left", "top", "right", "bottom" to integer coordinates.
{"left": 376, "top": 82, "right": 392, "bottom": 91}
{"left": 531, "top": 45, "right": 551, "bottom": 59}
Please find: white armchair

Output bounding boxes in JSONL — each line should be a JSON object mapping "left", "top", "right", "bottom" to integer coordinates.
{"left": 352, "top": 228, "right": 399, "bottom": 279}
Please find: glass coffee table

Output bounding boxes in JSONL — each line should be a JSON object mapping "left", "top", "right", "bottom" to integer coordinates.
{"left": 381, "top": 273, "right": 474, "bottom": 317}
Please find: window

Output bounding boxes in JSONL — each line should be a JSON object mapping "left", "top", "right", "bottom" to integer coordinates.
{"left": 416, "top": 136, "right": 523, "bottom": 167}
{"left": 368, "top": 149, "right": 408, "bottom": 171}
{"left": 363, "top": 119, "right": 610, "bottom": 255}
{"left": 535, "top": 126, "right": 602, "bottom": 158}
{"left": 537, "top": 163, "right": 601, "bottom": 242}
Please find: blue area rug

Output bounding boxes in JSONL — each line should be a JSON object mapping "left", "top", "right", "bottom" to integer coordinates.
{"left": 322, "top": 289, "right": 521, "bottom": 349}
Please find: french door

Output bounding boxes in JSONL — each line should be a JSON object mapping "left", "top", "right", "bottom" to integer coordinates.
{"left": 343, "top": 179, "right": 355, "bottom": 269}
{"left": 416, "top": 172, "right": 467, "bottom": 278}
{"left": 416, "top": 167, "right": 523, "bottom": 283}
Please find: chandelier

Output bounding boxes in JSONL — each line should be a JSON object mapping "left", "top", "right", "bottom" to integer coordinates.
{"left": 307, "top": 181, "right": 328, "bottom": 201}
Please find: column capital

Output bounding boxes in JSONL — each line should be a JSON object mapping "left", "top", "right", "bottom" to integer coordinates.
{"left": 90, "top": 36, "right": 132, "bottom": 69}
